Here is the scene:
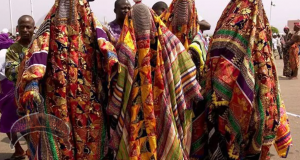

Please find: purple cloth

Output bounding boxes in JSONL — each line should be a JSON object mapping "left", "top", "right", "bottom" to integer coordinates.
{"left": 0, "top": 78, "right": 19, "bottom": 133}
{"left": 0, "top": 33, "right": 14, "bottom": 50}
{"left": 27, "top": 51, "right": 48, "bottom": 66}
{"left": 108, "top": 21, "right": 122, "bottom": 42}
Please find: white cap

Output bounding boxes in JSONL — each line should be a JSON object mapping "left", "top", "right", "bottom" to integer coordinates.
{"left": 1, "top": 28, "right": 9, "bottom": 34}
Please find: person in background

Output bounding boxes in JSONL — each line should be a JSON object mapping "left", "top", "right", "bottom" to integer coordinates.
{"left": 5, "top": 15, "right": 35, "bottom": 83}
{"left": 281, "top": 26, "right": 292, "bottom": 77}
{"left": 5, "top": 15, "right": 34, "bottom": 160}
{"left": 152, "top": 1, "right": 168, "bottom": 16}
{"left": 108, "top": 0, "right": 131, "bottom": 44}
{"left": 286, "top": 22, "right": 300, "bottom": 79}
{"left": 0, "top": 33, "right": 26, "bottom": 160}
{"left": 1, "top": 28, "right": 9, "bottom": 34}
{"left": 277, "top": 34, "right": 283, "bottom": 59}
{"left": 272, "top": 33, "right": 279, "bottom": 58}
{"left": 0, "top": 33, "right": 13, "bottom": 49}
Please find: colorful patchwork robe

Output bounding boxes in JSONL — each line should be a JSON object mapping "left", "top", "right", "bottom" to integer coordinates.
{"left": 15, "top": 0, "right": 118, "bottom": 159}
{"left": 107, "top": 2, "right": 202, "bottom": 160}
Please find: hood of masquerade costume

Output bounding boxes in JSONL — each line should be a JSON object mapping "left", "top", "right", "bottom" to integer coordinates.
{"left": 108, "top": 1, "right": 202, "bottom": 159}
{"left": 161, "top": 0, "right": 199, "bottom": 49}
{"left": 203, "top": 0, "right": 292, "bottom": 159}
{"left": 0, "top": 33, "right": 14, "bottom": 50}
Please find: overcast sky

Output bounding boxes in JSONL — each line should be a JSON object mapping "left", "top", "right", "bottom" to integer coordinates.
{"left": 0, "top": 0, "right": 299, "bottom": 35}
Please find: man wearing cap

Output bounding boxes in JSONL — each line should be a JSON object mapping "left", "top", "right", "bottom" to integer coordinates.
{"left": 108, "top": 0, "right": 131, "bottom": 45}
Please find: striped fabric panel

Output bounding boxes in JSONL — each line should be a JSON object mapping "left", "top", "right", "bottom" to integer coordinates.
{"left": 196, "top": 31, "right": 209, "bottom": 52}
{"left": 189, "top": 44, "right": 205, "bottom": 72}
{"left": 190, "top": 32, "right": 208, "bottom": 66}
{"left": 110, "top": 7, "right": 202, "bottom": 159}
{"left": 161, "top": 27, "right": 202, "bottom": 159}
{"left": 108, "top": 19, "right": 137, "bottom": 157}
{"left": 213, "top": 29, "right": 254, "bottom": 72}
{"left": 274, "top": 101, "right": 292, "bottom": 158}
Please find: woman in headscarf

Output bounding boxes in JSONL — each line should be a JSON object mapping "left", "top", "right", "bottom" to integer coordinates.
{"left": 15, "top": 0, "right": 118, "bottom": 159}
{"left": 202, "top": 0, "right": 292, "bottom": 159}
{"left": 282, "top": 26, "right": 292, "bottom": 77}
{"left": 107, "top": 0, "right": 202, "bottom": 159}
{"left": 286, "top": 22, "right": 300, "bottom": 79}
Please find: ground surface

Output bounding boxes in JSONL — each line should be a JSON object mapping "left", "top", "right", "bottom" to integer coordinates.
{"left": 0, "top": 59, "right": 298, "bottom": 160}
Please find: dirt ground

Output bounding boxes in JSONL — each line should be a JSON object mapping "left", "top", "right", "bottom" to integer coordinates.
{"left": 0, "top": 59, "right": 298, "bottom": 160}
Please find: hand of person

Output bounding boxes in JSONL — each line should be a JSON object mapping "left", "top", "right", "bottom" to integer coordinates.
{"left": 18, "top": 90, "right": 43, "bottom": 116}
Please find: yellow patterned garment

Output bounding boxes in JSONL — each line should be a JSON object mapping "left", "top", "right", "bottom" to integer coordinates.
{"left": 274, "top": 99, "right": 292, "bottom": 158}
{"left": 5, "top": 42, "right": 27, "bottom": 84}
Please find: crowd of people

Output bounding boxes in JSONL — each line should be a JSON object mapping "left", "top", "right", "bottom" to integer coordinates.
{"left": 281, "top": 26, "right": 300, "bottom": 79}
{"left": 0, "top": 0, "right": 297, "bottom": 160}
{"left": 272, "top": 26, "right": 300, "bottom": 79}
